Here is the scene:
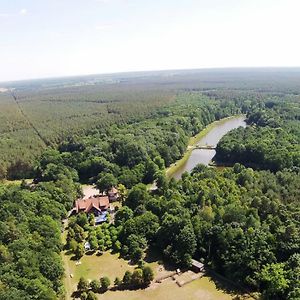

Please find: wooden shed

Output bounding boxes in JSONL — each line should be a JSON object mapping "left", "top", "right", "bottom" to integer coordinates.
{"left": 191, "top": 259, "right": 204, "bottom": 273}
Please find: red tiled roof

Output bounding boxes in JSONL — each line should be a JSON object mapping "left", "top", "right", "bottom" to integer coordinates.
{"left": 75, "top": 196, "right": 109, "bottom": 213}
{"left": 109, "top": 187, "right": 118, "bottom": 194}
{"left": 108, "top": 187, "right": 119, "bottom": 199}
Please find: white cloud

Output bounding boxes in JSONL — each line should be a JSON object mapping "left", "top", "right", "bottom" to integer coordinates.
{"left": 19, "top": 9, "right": 28, "bottom": 16}
{"left": 0, "top": 8, "right": 28, "bottom": 18}
{"left": 0, "top": 13, "right": 11, "bottom": 18}
{"left": 95, "top": 24, "right": 112, "bottom": 31}
{"left": 95, "top": 0, "right": 111, "bottom": 3}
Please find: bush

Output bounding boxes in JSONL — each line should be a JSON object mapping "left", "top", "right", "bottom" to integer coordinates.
{"left": 89, "top": 279, "right": 100, "bottom": 293}
{"left": 86, "top": 291, "right": 97, "bottom": 300}
{"left": 77, "top": 277, "right": 89, "bottom": 292}
{"left": 100, "top": 276, "right": 111, "bottom": 292}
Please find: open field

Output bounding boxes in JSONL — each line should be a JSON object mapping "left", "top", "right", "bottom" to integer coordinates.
{"left": 62, "top": 250, "right": 252, "bottom": 300}
{"left": 62, "top": 250, "right": 163, "bottom": 299}
{"left": 62, "top": 251, "right": 136, "bottom": 298}
{"left": 97, "top": 276, "right": 236, "bottom": 300}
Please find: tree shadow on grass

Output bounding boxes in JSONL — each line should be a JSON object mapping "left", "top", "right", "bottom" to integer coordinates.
{"left": 205, "top": 269, "right": 249, "bottom": 296}
{"left": 144, "top": 247, "right": 177, "bottom": 272}
{"left": 110, "top": 284, "right": 149, "bottom": 292}
{"left": 71, "top": 290, "right": 81, "bottom": 298}
{"left": 64, "top": 250, "right": 73, "bottom": 256}
{"left": 144, "top": 247, "right": 161, "bottom": 263}
{"left": 70, "top": 255, "right": 80, "bottom": 261}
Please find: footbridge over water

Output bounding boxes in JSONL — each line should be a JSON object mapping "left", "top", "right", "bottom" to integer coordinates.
{"left": 188, "top": 144, "right": 216, "bottom": 150}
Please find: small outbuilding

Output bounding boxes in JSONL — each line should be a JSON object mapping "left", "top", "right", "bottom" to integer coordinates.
{"left": 191, "top": 259, "right": 204, "bottom": 273}
{"left": 108, "top": 187, "right": 119, "bottom": 202}
{"left": 84, "top": 241, "right": 91, "bottom": 251}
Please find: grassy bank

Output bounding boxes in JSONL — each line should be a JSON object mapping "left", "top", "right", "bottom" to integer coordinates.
{"left": 1, "top": 178, "right": 32, "bottom": 185}
{"left": 166, "top": 115, "right": 243, "bottom": 178}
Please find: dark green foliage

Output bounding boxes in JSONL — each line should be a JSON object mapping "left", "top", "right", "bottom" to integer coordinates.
{"left": 122, "top": 270, "right": 132, "bottom": 286}
{"left": 86, "top": 291, "right": 97, "bottom": 300}
{"left": 89, "top": 279, "right": 100, "bottom": 293}
{"left": 0, "top": 175, "right": 78, "bottom": 298}
{"left": 114, "top": 206, "right": 133, "bottom": 226}
{"left": 100, "top": 276, "right": 110, "bottom": 292}
{"left": 216, "top": 102, "right": 300, "bottom": 171}
{"left": 142, "top": 266, "right": 154, "bottom": 285}
{"left": 2, "top": 70, "right": 300, "bottom": 300}
{"left": 169, "top": 166, "right": 299, "bottom": 298}
{"left": 96, "top": 173, "right": 117, "bottom": 193}
{"left": 114, "top": 277, "right": 122, "bottom": 287}
{"left": 125, "top": 184, "right": 149, "bottom": 210}
{"left": 115, "top": 164, "right": 299, "bottom": 298}
{"left": 77, "top": 277, "right": 89, "bottom": 292}
{"left": 120, "top": 265, "right": 154, "bottom": 289}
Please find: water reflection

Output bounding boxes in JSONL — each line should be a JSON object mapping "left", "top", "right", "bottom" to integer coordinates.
{"left": 172, "top": 116, "right": 246, "bottom": 179}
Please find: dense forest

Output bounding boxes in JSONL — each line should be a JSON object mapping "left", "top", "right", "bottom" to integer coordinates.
{"left": 1, "top": 68, "right": 300, "bottom": 179}
{"left": 116, "top": 165, "right": 299, "bottom": 299}
{"left": 0, "top": 69, "right": 300, "bottom": 299}
{"left": 0, "top": 170, "right": 81, "bottom": 299}
{"left": 35, "top": 92, "right": 243, "bottom": 189}
{"left": 216, "top": 98, "right": 300, "bottom": 171}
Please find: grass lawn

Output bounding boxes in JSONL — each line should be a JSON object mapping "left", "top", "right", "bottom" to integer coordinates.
{"left": 62, "top": 249, "right": 252, "bottom": 300}
{"left": 97, "top": 276, "right": 236, "bottom": 300}
{"left": 1, "top": 178, "right": 32, "bottom": 185}
{"left": 63, "top": 251, "right": 134, "bottom": 298}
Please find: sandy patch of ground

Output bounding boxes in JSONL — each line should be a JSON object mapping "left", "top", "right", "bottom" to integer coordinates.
{"left": 82, "top": 184, "right": 99, "bottom": 199}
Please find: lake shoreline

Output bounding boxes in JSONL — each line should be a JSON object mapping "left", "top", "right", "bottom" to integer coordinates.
{"left": 166, "top": 115, "right": 245, "bottom": 178}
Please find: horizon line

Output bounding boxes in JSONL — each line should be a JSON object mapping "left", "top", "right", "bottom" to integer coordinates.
{"left": 2, "top": 65, "right": 300, "bottom": 85}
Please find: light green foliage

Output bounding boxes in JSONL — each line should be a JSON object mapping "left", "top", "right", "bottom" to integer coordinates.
{"left": 259, "top": 263, "right": 289, "bottom": 299}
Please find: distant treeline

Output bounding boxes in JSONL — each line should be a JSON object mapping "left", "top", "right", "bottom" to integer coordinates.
{"left": 1, "top": 68, "right": 300, "bottom": 179}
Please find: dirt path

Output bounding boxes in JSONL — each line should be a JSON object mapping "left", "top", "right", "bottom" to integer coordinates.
{"left": 62, "top": 250, "right": 73, "bottom": 300}
{"left": 61, "top": 217, "right": 74, "bottom": 299}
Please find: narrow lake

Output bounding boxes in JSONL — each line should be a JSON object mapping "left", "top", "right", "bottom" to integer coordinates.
{"left": 172, "top": 116, "right": 246, "bottom": 179}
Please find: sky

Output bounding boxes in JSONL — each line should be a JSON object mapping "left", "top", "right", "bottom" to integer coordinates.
{"left": 1, "top": 0, "right": 300, "bottom": 82}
